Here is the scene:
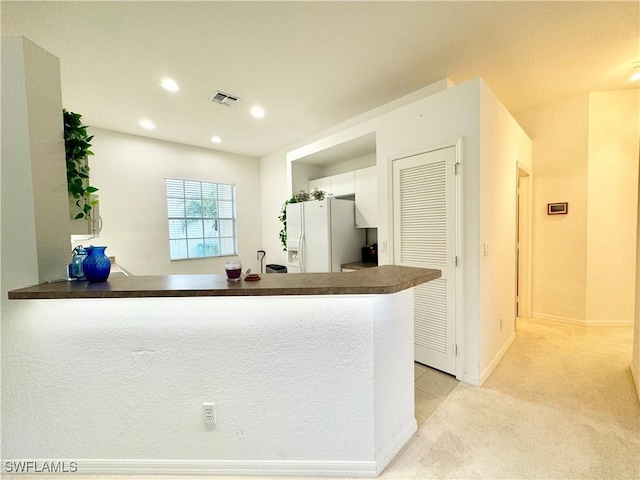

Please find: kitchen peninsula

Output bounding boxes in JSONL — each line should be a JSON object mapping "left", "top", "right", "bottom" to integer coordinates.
{"left": 5, "top": 266, "right": 439, "bottom": 478}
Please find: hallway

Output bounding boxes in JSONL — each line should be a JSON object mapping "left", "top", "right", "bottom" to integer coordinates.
{"left": 383, "top": 317, "right": 639, "bottom": 479}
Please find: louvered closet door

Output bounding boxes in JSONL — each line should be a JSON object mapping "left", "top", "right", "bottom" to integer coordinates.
{"left": 393, "top": 146, "right": 457, "bottom": 375}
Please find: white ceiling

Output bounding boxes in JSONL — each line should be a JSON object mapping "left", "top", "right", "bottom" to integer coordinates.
{"left": 2, "top": 1, "right": 638, "bottom": 159}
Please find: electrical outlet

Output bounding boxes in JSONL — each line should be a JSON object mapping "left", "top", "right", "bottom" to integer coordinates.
{"left": 500, "top": 318, "right": 503, "bottom": 330}
{"left": 203, "top": 402, "right": 216, "bottom": 424}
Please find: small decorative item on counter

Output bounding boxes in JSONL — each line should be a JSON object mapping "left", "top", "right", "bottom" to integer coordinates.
{"left": 68, "top": 245, "right": 87, "bottom": 281}
{"left": 82, "top": 245, "right": 111, "bottom": 282}
{"left": 225, "top": 260, "right": 242, "bottom": 282}
{"left": 245, "top": 273, "right": 261, "bottom": 281}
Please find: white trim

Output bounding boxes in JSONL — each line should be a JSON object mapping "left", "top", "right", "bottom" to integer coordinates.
{"left": 461, "top": 373, "right": 481, "bottom": 386}
{"left": 478, "top": 331, "right": 517, "bottom": 386}
{"left": 2, "top": 458, "right": 378, "bottom": 477}
{"left": 532, "top": 312, "right": 633, "bottom": 327}
{"left": 630, "top": 361, "right": 640, "bottom": 402}
{"left": 516, "top": 163, "right": 532, "bottom": 319}
{"left": 375, "top": 419, "right": 418, "bottom": 476}
{"left": 453, "top": 138, "right": 464, "bottom": 382}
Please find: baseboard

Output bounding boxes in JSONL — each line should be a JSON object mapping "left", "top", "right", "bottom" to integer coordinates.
{"left": 461, "top": 373, "right": 481, "bottom": 386}
{"left": 631, "top": 361, "right": 640, "bottom": 402}
{"left": 476, "top": 331, "right": 517, "bottom": 387}
{"left": 2, "top": 458, "right": 377, "bottom": 477}
{"left": 375, "top": 418, "right": 417, "bottom": 476}
{"left": 531, "top": 312, "right": 633, "bottom": 327}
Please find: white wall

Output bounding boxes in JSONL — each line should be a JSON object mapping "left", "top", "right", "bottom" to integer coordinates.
{"left": 1, "top": 37, "right": 70, "bottom": 292}
{"left": 2, "top": 291, "right": 416, "bottom": 476}
{"left": 632, "top": 89, "right": 640, "bottom": 401}
{"left": 630, "top": 164, "right": 640, "bottom": 399}
{"left": 585, "top": 90, "right": 639, "bottom": 325}
{"left": 378, "top": 78, "right": 531, "bottom": 383}
{"left": 516, "top": 94, "right": 590, "bottom": 322}
{"left": 259, "top": 149, "right": 290, "bottom": 266}
{"left": 634, "top": 166, "right": 640, "bottom": 400}
{"left": 2, "top": 296, "right": 374, "bottom": 467}
{"left": 321, "top": 153, "right": 377, "bottom": 177}
{"left": 87, "top": 129, "right": 263, "bottom": 275}
{"left": 477, "top": 81, "right": 532, "bottom": 380}
{"left": 515, "top": 90, "right": 639, "bottom": 326}
{"left": 377, "top": 79, "right": 482, "bottom": 383}
{"left": 290, "top": 162, "right": 324, "bottom": 196}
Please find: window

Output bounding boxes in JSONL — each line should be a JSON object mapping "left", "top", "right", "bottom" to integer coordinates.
{"left": 165, "top": 178, "right": 237, "bottom": 260}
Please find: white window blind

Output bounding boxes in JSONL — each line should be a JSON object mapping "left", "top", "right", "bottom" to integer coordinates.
{"left": 165, "top": 178, "right": 237, "bottom": 260}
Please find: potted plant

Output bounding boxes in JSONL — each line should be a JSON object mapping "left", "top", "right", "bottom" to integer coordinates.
{"left": 63, "top": 109, "right": 98, "bottom": 221}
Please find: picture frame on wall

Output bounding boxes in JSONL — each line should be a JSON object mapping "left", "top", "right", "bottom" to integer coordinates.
{"left": 547, "top": 202, "right": 568, "bottom": 215}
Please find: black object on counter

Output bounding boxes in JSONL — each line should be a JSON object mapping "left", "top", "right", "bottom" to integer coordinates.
{"left": 361, "top": 244, "right": 378, "bottom": 264}
{"left": 266, "top": 264, "right": 287, "bottom": 273}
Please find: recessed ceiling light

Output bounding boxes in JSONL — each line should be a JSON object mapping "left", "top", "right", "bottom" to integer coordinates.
{"left": 211, "top": 136, "right": 222, "bottom": 144}
{"left": 140, "top": 119, "right": 156, "bottom": 130}
{"left": 161, "top": 78, "right": 180, "bottom": 92}
{"left": 251, "top": 106, "right": 265, "bottom": 119}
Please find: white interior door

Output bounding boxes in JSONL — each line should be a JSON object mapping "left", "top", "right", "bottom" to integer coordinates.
{"left": 393, "top": 146, "right": 457, "bottom": 375}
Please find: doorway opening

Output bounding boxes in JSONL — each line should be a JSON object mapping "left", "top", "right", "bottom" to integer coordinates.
{"left": 516, "top": 165, "right": 532, "bottom": 322}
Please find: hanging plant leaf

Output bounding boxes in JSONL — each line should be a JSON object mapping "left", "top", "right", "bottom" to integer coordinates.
{"left": 63, "top": 109, "right": 98, "bottom": 221}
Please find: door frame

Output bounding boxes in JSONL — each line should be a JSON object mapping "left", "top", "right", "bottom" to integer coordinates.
{"left": 389, "top": 138, "right": 464, "bottom": 380}
{"left": 516, "top": 163, "right": 532, "bottom": 321}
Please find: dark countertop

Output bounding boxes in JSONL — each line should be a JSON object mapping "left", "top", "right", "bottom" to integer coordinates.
{"left": 7, "top": 265, "right": 441, "bottom": 300}
{"left": 341, "top": 261, "right": 378, "bottom": 270}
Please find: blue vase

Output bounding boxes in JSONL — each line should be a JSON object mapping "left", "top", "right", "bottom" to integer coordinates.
{"left": 82, "top": 246, "right": 111, "bottom": 282}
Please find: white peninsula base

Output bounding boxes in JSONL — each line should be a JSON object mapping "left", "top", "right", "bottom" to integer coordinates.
{"left": 2, "top": 290, "right": 416, "bottom": 477}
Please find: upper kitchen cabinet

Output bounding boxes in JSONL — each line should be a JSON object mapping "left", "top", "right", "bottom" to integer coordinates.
{"left": 328, "top": 171, "right": 355, "bottom": 197}
{"left": 308, "top": 176, "right": 331, "bottom": 195}
{"left": 309, "top": 171, "right": 356, "bottom": 197}
{"left": 354, "top": 166, "right": 377, "bottom": 228}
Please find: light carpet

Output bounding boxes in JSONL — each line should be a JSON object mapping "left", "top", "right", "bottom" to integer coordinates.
{"left": 383, "top": 317, "right": 639, "bottom": 479}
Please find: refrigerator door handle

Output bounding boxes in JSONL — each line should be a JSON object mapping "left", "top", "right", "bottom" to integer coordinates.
{"left": 298, "top": 231, "right": 305, "bottom": 273}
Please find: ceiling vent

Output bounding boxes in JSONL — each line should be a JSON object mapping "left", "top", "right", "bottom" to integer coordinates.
{"left": 209, "top": 91, "right": 240, "bottom": 107}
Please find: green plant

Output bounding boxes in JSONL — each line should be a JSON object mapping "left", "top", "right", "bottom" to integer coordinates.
{"left": 278, "top": 195, "right": 298, "bottom": 251}
{"left": 63, "top": 109, "right": 98, "bottom": 220}
{"left": 310, "top": 187, "right": 326, "bottom": 200}
{"left": 294, "top": 190, "right": 310, "bottom": 202}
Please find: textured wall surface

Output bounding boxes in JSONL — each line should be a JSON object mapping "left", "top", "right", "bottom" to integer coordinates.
{"left": 2, "top": 293, "right": 409, "bottom": 469}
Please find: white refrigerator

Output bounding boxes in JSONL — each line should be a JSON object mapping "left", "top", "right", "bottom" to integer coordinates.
{"left": 286, "top": 198, "right": 365, "bottom": 273}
